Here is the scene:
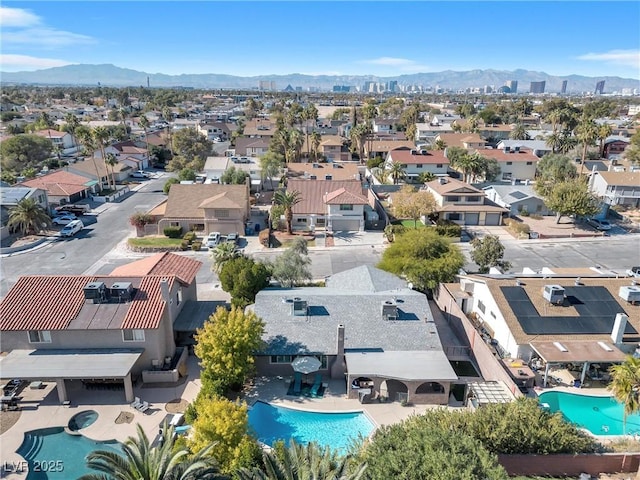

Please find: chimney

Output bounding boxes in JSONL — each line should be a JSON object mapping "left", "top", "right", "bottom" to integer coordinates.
{"left": 330, "top": 324, "right": 346, "bottom": 379}
{"left": 160, "top": 278, "right": 171, "bottom": 304}
{"left": 611, "top": 313, "right": 628, "bottom": 344}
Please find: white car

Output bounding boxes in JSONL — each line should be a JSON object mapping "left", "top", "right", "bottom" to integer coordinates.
{"left": 206, "top": 232, "right": 222, "bottom": 249}
{"left": 130, "top": 170, "right": 149, "bottom": 179}
{"left": 627, "top": 267, "right": 640, "bottom": 278}
{"left": 60, "top": 219, "right": 84, "bottom": 237}
{"left": 587, "top": 218, "right": 611, "bottom": 231}
{"left": 52, "top": 214, "right": 77, "bottom": 225}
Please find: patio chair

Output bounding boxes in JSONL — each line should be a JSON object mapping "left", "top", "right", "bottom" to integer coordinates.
{"left": 138, "top": 401, "right": 150, "bottom": 413}
{"left": 310, "top": 373, "right": 323, "bottom": 397}
{"left": 293, "top": 372, "right": 303, "bottom": 395}
{"left": 131, "top": 397, "right": 142, "bottom": 409}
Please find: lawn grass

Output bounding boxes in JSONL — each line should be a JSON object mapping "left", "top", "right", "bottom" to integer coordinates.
{"left": 128, "top": 237, "right": 183, "bottom": 248}
{"left": 278, "top": 238, "right": 316, "bottom": 248}
{"left": 392, "top": 219, "right": 427, "bottom": 229}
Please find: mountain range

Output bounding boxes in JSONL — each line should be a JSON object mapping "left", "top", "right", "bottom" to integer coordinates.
{"left": 1, "top": 64, "right": 639, "bottom": 93}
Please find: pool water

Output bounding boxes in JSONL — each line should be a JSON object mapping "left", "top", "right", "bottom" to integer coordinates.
{"left": 248, "top": 401, "right": 374, "bottom": 452}
{"left": 68, "top": 410, "right": 98, "bottom": 431}
{"left": 539, "top": 391, "right": 640, "bottom": 436}
{"left": 17, "top": 427, "right": 121, "bottom": 479}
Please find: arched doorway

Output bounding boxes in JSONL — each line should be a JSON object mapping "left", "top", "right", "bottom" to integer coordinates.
{"left": 380, "top": 379, "right": 408, "bottom": 402}
{"left": 416, "top": 381, "right": 445, "bottom": 394}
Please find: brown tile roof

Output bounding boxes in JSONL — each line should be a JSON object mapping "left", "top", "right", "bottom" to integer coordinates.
{"left": 199, "top": 192, "right": 243, "bottom": 210}
{"left": 20, "top": 170, "right": 93, "bottom": 196}
{"left": 35, "top": 129, "right": 67, "bottom": 138}
{"left": 436, "top": 133, "right": 485, "bottom": 147}
{"left": 323, "top": 187, "right": 368, "bottom": 205}
{"left": 287, "top": 162, "right": 361, "bottom": 181}
{"left": 288, "top": 179, "right": 367, "bottom": 214}
{"left": 110, "top": 252, "right": 202, "bottom": 285}
{"left": 369, "top": 140, "right": 415, "bottom": 152}
{"left": 121, "top": 276, "right": 173, "bottom": 329}
{"left": 163, "top": 184, "right": 249, "bottom": 219}
{"left": 481, "top": 277, "right": 640, "bottom": 344}
{"left": 596, "top": 171, "right": 640, "bottom": 187}
{"left": 388, "top": 148, "right": 449, "bottom": 165}
{"left": 67, "top": 158, "right": 130, "bottom": 177}
{"left": 424, "top": 177, "right": 484, "bottom": 195}
{"left": 477, "top": 148, "right": 539, "bottom": 162}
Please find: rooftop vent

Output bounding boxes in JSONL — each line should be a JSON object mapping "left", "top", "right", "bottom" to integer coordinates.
{"left": 381, "top": 300, "right": 398, "bottom": 320}
{"left": 438, "top": 177, "right": 448, "bottom": 185}
{"left": 514, "top": 146, "right": 520, "bottom": 152}
{"left": 110, "top": 282, "right": 134, "bottom": 302}
{"left": 543, "top": 285, "right": 565, "bottom": 305}
{"left": 553, "top": 342, "right": 568, "bottom": 352}
{"left": 332, "top": 163, "right": 341, "bottom": 169}
{"left": 83, "top": 282, "right": 107, "bottom": 303}
{"left": 325, "top": 175, "right": 332, "bottom": 180}
{"left": 292, "top": 298, "right": 308, "bottom": 316}
{"left": 619, "top": 286, "right": 640, "bottom": 303}
{"left": 597, "top": 341, "right": 614, "bottom": 352}
{"left": 312, "top": 163, "right": 320, "bottom": 169}
{"left": 503, "top": 147, "right": 509, "bottom": 153}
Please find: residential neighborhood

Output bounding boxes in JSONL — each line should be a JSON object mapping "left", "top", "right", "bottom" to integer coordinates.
{"left": 2, "top": 49, "right": 640, "bottom": 480}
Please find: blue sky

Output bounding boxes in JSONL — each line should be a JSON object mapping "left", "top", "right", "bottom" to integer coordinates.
{"left": 1, "top": 1, "right": 639, "bottom": 79}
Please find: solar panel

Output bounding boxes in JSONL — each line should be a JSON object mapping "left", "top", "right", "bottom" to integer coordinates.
{"left": 500, "top": 286, "right": 634, "bottom": 335}
{"left": 510, "top": 190, "right": 528, "bottom": 200}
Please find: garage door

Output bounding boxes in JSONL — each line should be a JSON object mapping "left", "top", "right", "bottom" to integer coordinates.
{"left": 331, "top": 219, "right": 361, "bottom": 232}
{"left": 485, "top": 213, "right": 501, "bottom": 226}
{"left": 464, "top": 213, "right": 479, "bottom": 225}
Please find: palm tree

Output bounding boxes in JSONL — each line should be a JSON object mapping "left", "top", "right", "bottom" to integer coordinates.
{"left": 609, "top": 356, "right": 640, "bottom": 435}
{"left": 509, "top": 123, "right": 529, "bottom": 140}
{"left": 63, "top": 113, "right": 81, "bottom": 154}
{"left": 8, "top": 198, "right": 52, "bottom": 236}
{"left": 575, "top": 117, "right": 599, "bottom": 172}
{"left": 311, "top": 131, "right": 322, "bottom": 162}
{"left": 387, "top": 161, "right": 406, "bottom": 185}
{"left": 302, "top": 103, "right": 318, "bottom": 158}
{"left": 210, "top": 241, "right": 242, "bottom": 273}
{"left": 597, "top": 123, "right": 613, "bottom": 158}
{"left": 92, "top": 126, "right": 113, "bottom": 189}
{"left": 76, "top": 126, "right": 103, "bottom": 193}
{"left": 546, "top": 132, "right": 563, "bottom": 154}
{"left": 284, "top": 129, "right": 304, "bottom": 164}
{"left": 433, "top": 139, "right": 447, "bottom": 151}
{"left": 418, "top": 171, "right": 436, "bottom": 184}
{"left": 79, "top": 423, "right": 225, "bottom": 480}
{"left": 162, "top": 107, "right": 174, "bottom": 155}
{"left": 274, "top": 190, "right": 302, "bottom": 235}
{"left": 105, "top": 153, "right": 118, "bottom": 190}
{"left": 236, "top": 440, "right": 366, "bottom": 480}
{"left": 138, "top": 114, "right": 152, "bottom": 165}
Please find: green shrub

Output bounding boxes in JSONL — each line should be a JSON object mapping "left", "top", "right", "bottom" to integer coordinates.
{"left": 164, "top": 226, "right": 183, "bottom": 238}
{"left": 183, "top": 231, "right": 197, "bottom": 243}
{"left": 191, "top": 241, "right": 202, "bottom": 251}
{"left": 435, "top": 219, "right": 462, "bottom": 237}
{"left": 520, "top": 209, "right": 530, "bottom": 217}
{"left": 180, "top": 240, "right": 190, "bottom": 251}
{"left": 505, "top": 218, "right": 531, "bottom": 236}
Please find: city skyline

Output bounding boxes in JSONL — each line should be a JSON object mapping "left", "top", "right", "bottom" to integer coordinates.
{"left": 1, "top": 1, "right": 639, "bottom": 80}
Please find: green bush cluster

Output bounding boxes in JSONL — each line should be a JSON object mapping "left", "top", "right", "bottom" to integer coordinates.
{"left": 183, "top": 231, "right": 197, "bottom": 242}
{"left": 164, "top": 226, "right": 183, "bottom": 238}
{"left": 505, "top": 218, "right": 531, "bottom": 236}
{"left": 434, "top": 219, "right": 462, "bottom": 237}
{"left": 191, "top": 241, "right": 202, "bottom": 251}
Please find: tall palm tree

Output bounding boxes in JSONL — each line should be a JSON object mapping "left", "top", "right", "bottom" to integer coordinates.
{"left": 138, "top": 114, "right": 152, "bottom": 165}
{"left": 79, "top": 423, "right": 225, "bottom": 480}
{"left": 162, "top": 107, "right": 174, "bottom": 155}
{"left": 8, "top": 198, "right": 52, "bottom": 236}
{"left": 236, "top": 440, "right": 366, "bottom": 480}
{"left": 609, "top": 356, "right": 640, "bottom": 435}
{"left": 93, "top": 126, "right": 113, "bottom": 189}
{"left": 509, "top": 123, "right": 529, "bottom": 140}
{"left": 75, "top": 127, "right": 104, "bottom": 193}
{"left": 575, "top": 117, "right": 599, "bottom": 172}
{"left": 274, "top": 190, "right": 302, "bottom": 235}
{"left": 302, "top": 103, "right": 318, "bottom": 158}
{"left": 105, "top": 153, "right": 118, "bottom": 189}
{"left": 387, "top": 161, "right": 406, "bottom": 185}
{"left": 597, "top": 123, "right": 613, "bottom": 158}
{"left": 433, "top": 139, "right": 447, "bottom": 151}
{"left": 418, "top": 171, "right": 436, "bottom": 184}
{"left": 311, "top": 131, "right": 322, "bottom": 162}
{"left": 546, "top": 132, "right": 563, "bottom": 154}
{"left": 63, "top": 113, "right": 81, "bottom": 154}
{"left": 210, "top": 241, "right": 242, "bottom": 273}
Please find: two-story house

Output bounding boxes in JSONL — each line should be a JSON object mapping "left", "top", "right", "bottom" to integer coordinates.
{"left": 234, "top": 137, "right": 271, "bottom": 157}
{"left": 496, "top": 140, "right": 552, "bottom": 159}
{"left": 196, "top": 120, "right": 231, "bottom": 141}
{"left": 436, "top": 133, "right": 486, "bottom": 150}
{"left": 414, "top": 122, "right": 455, "bottom": 143}
{"left": 424, "top": 177, "right": 507, "bottom": 225}
{"left": 243, "top": 118, "right": 277, "bottom": 138}
{"left": 589, "top": 171, "right": 640, "bottom": 207}
{"left": 103, "top": 140, "right": 150, "bottom": 170}
{"left": 372, "top": 118, "right": 397, "bottom": 134}
{"left": 157, "top": 183, "right": 250, "bottom": 236}
{"left": 288, "top": 179, "right": 368, "bottom": 232}
{"left": 602, "top": 137, "right": 630, "bottom": 160}
{"left": 385, "top": 147, "right": 449, "bottom": 182}
{"left": 0, "top": 252, "right": 202, "bottom": 404}
{"left": 477, "top": 146, "right": 539, "bottom": 182}
{"left": 286, "top": 162, "right": 362, "bottom": 182}
{"left": 35, "top": 129, "right": 76, "bottom": 154}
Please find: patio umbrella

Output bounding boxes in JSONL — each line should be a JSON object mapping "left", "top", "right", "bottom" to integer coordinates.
{"left": 291, "top": 356, "right": 321, "bottom": 375}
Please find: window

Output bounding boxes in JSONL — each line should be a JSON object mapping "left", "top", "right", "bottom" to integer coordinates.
{"left": 297, "top": 218, "right": 307, "bottom": 223}
{"left": 170, "top": 222, "right": 180, "bottom": 227}
{"left": 416, "top": 164, "right": 423, "bottom": 169}
{"left": 526, "top": 161, "right": 533, "bottom": 165}
{"left": 446, "top": 196, "right": 460, "bottom": 202}
{"left": 214, "top": 209, "right": 229, "bottom": 218}
{"left": 340, "top": 204, "right": 353, "bottom": 211}
{"left": 123, "top": 330, "right": 145, "bottom": 342}
{"left": 490, "top": 311, "right": 496, "bottom": 319}
{"left": 448, "top": 213, "right": 461, "bottom": 221}
{"left": 28, "top": 330, "right": 51, "bottom": 343}
{"left": 502, "top": 172, "right": 512, "bottom": 181}
{"left": 506, "top": 161, "right": 513, "bottom": 166}
{"left": 436, "top": 164, "right": 443, "bottom": 168}
{"left": 467, "top": 196, "right": 480, "bottom": 202}
{"left": 189, "top": 223, "right": 205, "bottom": 231}
{"left": 401, "top": 164, "right": 408, "bottom": 168}
{"left": 176, "top": 288, "right": 183, "bottom": 306}
{"left": 478, "top": 300, "right": 486, "bottom": 314}
{"left": 270, "top": 355, "right": 295, "bottom": 363}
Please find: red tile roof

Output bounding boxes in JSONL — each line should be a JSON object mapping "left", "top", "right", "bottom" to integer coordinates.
{"left": 288, "top": 180, "right": 366, "bottom": 215}
{"left": 109, "top": 252, "right": 201, "bottom": 285}
{"left": 121, "top": 276, "right": 173, "bottom": 330}
{"left": 388, "top": 149, "right": 449, "bottom": 165}
{"left": 477, "top": 148, "right": 538, "bottom": 162}
{"left": 323, "top": 188, "right": 368, "bottom": 205}
{"left": 20, "top": 170, "right": 93, "bottom": 196}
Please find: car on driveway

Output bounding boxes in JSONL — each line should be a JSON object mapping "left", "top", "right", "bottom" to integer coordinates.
{"left": 627, "top": 266, "right": 640, "bottom": 278}
{"left": 226, "top": 232, "right": 239, "bottom": 245}
{"left": 206, "top": 232, "right": 222, "bottom": 249}
{"left": 587, "top": 218, "right": 612, "bottom": 231}
{"left": 60, "top": 219, "right": 84, "bottom": 237}
{"left": 52, "top": 214, "right": 77, "bottom": 225}
{"left": 130, "top": 170, "right": 150, "bottom": 179}
{"left": 55, "top": 204, "right": 90, "bottom": 216}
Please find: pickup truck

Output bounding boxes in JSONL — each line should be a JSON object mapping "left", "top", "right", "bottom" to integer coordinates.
{"left": 55, "top": 204, "right": 91, "bottom": 216}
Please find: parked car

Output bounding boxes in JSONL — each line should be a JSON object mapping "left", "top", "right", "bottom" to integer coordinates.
{"left": 52, "top": 214, "right": 77, "bottom": 225}
{"left": 587, "top": 218, "right": 612, "bottom": 231}
{"left": 60, "top": 219, "right": 84, "bottom": 237}
{"left": 55, "top": 204, "right": 90, "bottom": 216}
{"left": 226, "top": 232, "right": 239, "bottom": 245}
{"left": 130, "top": 170, "right": 149, "bottom": 179}
{"left": 627, "top": 266, "right": 640, "bottom": 278}
{"left": 206, "top": 232, "right": 222, "bottom": 249}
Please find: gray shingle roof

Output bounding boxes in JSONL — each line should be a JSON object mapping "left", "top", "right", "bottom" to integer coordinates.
{"left": 326, "top": 265, "right": 408, "bottom": 292}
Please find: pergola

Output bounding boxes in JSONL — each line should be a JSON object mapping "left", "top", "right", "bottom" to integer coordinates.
{"left": 530, "top": 340, "right": 626, "bottom": 387}
{"left": 0, "top": 348, "right": 143, "bottom": 404}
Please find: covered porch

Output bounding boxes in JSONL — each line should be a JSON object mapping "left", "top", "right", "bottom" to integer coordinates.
{"left": 345, "top": 351, "right": 458, "bottom": 405}
{"left": 530, "top": 341, "right": 626, "bottom": 388}
{"left": 0, "top": 349, "right": 142, "bottom": 404}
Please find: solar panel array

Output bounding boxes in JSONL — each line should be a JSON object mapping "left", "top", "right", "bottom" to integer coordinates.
{"left": 500, "top": 285, "right": 633, "bottom": 335}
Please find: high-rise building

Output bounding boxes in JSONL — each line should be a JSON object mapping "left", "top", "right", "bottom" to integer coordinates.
{"left": 561, "top": 80, "right": 568, "bottom": 94}
{"left": 332, "top": 85, "right": 351, "bottom": 93}
{"left": 387, "top": 80, "right": 398, "bottom": 92}
{"left": 530, "top": 81, "right": 546, "bottom": 94}
{"left": 259, "top": 80, "right": 276, "bottom": 91}
{"left": 595, "top": 80, "right": 605, "bottom": 95}
{"left": 506, "top": 80, "right": 518, "bottom": 94}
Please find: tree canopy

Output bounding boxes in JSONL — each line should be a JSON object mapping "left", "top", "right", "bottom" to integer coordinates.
{"left": 534, "top": 153, "right": 577, "bottom": 196}
{"left": 221, "top": 166, "right": 250, "bottom": 185}
{"left": 470, "top": 235, "right": 511, "bottom": 273}
{"left": 391, "top": 185, "right": 436, "bottom": 228}
{"left": 543, "top": 179, "right": 600, "bottom": 224}
{"left": 7, "top": 198, "right": 52, "bottom": 236}
{"left": 219, "top": 256, "right": 270, "bottom": 307}
{"left": 168, "top": 127, "right": 212, "bottom": 172}
{"left": 0, "top": 134, "right": 52, "bottom": 171}
{"left": 609, "top": 355, "right": 640, "bottom": 433}
{"left": 377, "top": 228, "right": 465, "bottom": 292}
{"left": 269, "top": 239, "right": 312, "bottom": 287}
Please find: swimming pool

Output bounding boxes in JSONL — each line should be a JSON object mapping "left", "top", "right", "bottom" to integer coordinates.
{"left": 17, "top": 427, "right": 121, "bottom": 479}
{"left": 68, "top": 410, "right": 99, "bottom": 431}
{"left": 248, "top": 401, "right": 375, "bottom": 452}
{"left": 539, "top": 391, "right": 640, "bottom": 436}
